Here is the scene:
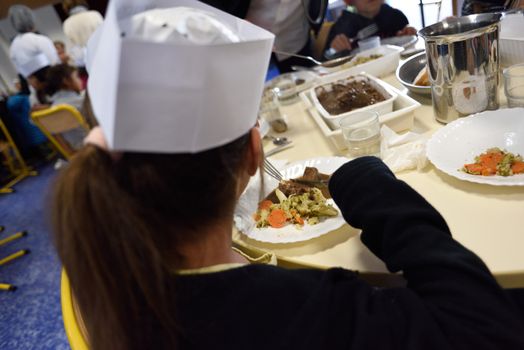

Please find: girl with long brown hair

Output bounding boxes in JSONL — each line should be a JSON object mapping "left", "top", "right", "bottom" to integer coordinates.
{"left": 51, "top": 1, "right": 524, "bottom": 349}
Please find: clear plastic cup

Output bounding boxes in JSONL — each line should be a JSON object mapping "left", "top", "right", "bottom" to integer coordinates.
{"left": 503, "top": 63, "right": 524, "bottom": 108}
{"left": 339, "top": 111, "right": 381, "bottom": 158}
{"left": 358, "top": 35, "right": 380, "bottom": 51}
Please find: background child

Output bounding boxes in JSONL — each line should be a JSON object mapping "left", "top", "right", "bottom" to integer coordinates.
{"left": 54, "top": 41, "right": 71, "bottom": 64}
{"left": 46, "top": 63, "right": 84, "bottom": 111}
{"left": 45, "top": 63, "right": 86, "bottom": 150}
{"left": 326, "top": 0, "right": 417, "bottom": 53}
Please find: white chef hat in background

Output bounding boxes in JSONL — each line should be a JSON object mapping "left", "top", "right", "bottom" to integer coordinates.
{"left": 19, "top": 53, "right": 51, "bottom": 78}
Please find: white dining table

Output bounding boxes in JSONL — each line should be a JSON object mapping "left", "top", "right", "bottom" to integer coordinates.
{"left": 234, "top": 73, "right": 524, "bottom": 288}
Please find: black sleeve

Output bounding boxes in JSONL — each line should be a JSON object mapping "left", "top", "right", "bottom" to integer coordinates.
{"left": 198, "top": 0, "right": 251, "bottom": 18}
{"left": 375, "top": 4, "right": 409, "bottom": 37}
{"left": 328, "top": 156, "right": 524, "bottom": 349}
{"left": 324, "top": 12, "right": 366, "bottom": 52}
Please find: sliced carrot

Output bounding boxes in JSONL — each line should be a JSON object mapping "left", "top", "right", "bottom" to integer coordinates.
{"left": 253, "top": 213, "right": 261, "bottom": 221}
{"left": 481, "top": 167, "right": 496, "bottom": 176}
{"left": 268, "top": 209, "right": 287, "bottom": 228}
{"left": 464, "top": 163, "right": 483, "bottom": 174}
{"left": 258, "top": 200, "right": 273, "bottom": 211}
{"left": 512, "top": 161, "right": 524, "bottom": 174}
{"left": 294, "top": 215, "right": 304, "bottom": 226}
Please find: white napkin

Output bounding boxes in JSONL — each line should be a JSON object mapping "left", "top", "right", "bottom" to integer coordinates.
{"left": 234, "top": 159, "right": 288, "bottom": 234}
{"left": 380, "top": 125, "right": 428, "bottom": 173}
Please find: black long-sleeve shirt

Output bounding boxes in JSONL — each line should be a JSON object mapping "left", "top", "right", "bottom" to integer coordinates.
{"left": 176, "top": 157, "right": 524, "bottom": 349}
{"left": 325, "top": 5, "right": 408, "bottom": 52}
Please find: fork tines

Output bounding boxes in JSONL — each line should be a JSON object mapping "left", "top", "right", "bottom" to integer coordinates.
{"left": 356, "top": 23, "right": 378, "bottom": 41}
{"left": 263, "top": 158, "right": 283, "bottom": 181}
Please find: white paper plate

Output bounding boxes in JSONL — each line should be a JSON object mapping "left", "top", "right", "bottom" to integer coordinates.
{"left": 235, "top": 157, "right": 349, "bottom": 243}
{"left": 427, "top": 108, "right": 524, "bottom": 186}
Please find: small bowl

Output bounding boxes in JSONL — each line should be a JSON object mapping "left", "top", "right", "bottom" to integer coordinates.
{"left": 396, "top": 52, "right": 431, "bottom": 95}
{"left": 266, "top": 71, "right": 318, "bottom": 105}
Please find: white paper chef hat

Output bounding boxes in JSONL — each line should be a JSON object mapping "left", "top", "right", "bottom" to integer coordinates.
{"left": 87, "top": 0, "right": 274, "bottom": 153}
{"left": 19, "top": 53, "right": 51, "bottom": 78}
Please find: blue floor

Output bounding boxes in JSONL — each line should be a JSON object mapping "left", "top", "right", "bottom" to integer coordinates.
{"left": 0, "top": 164, "right": 69, "bottom": 349}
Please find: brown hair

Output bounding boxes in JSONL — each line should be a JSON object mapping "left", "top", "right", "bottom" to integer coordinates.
{"left": 46, "top": 64, "right": 76, "bottom": 95}
{"left": 62, "top": 0, "right": 89, "bottom": 14}
{"left": 52, "top": 134, "right": 251, "bottom": 349}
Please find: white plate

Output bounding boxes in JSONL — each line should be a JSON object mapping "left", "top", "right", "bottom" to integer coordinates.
{"left": 380, "top": 35, "right": 418, "bottom": 48}
{"left": 235, "top": 157, "right": 349, "bottom": 243}
{"left": 427, "top": 108, "right": 524, "bottom": 186}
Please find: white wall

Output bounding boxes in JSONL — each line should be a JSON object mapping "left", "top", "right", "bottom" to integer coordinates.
{"left": 0, "top": 5, "right": 68, "bottom": 93}
{"left": 386, "top": 0, "right": 453, "bottom": 30}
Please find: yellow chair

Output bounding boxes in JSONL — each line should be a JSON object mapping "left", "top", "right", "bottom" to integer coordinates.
{"left": 0, "top": 227, "right": 30, "bottom": 291}
{"left": 31, "top": 105, "right": 90, "bottom": 160}
{"left": 61, "top": 270, "right": 89, "bottom": 350}
{"left": 0, "top": 118, "right": 37, "bottom": 194}
{"left": 311, "top": 21, "right": 334, "bottom": 61}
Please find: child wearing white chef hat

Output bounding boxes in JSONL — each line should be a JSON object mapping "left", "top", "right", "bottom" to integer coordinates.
{"left": 51, "top": 1, "right": 524, "bottom": 349}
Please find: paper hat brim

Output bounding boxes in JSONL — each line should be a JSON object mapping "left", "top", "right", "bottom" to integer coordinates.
{"left": 19, "top": 53, "right": 51, "bottom": 78}
{"left": 87, "top": 0, "right": 274, "bottom": 153}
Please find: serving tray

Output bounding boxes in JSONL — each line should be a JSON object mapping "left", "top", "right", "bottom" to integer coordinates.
{"left": 300, "top": 77, "right": 421, "bottom": 151}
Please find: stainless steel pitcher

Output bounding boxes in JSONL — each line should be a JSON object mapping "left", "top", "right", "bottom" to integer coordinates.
{"left": 419, "top": 13, "right": 501, "bottom": 124}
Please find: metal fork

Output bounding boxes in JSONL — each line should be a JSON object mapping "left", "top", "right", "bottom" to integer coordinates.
{"left": 263, "top": 158, "right": 283, "bottom": 181}
{"left": 354, "top": 23, "right": 379, "bottom": 41}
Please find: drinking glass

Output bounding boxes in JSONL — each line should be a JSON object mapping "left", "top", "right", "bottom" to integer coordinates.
{"left": 259, "top": 89, "right": 288, "bottom": 133}
{"left": 503, "top": 63, "right": 524, "bottom": 108}
{"left": 339, "top": 111, "right": 381, "bottom": 158}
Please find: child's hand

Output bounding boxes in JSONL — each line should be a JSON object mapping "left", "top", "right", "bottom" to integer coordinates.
{"left": 330, "top": 34, "right": 353, "bottom": 52}
{"left": 396, "top": 26, "right": 417, "bottom": 36}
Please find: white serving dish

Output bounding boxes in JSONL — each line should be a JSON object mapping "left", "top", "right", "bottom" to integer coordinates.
{"left": 500, "top": 13, "right": 524, "bottom": 68}
{"left": 300, "top": 82, "right": 420, "bottom": 151}
{"left": 309, "top": 73, "right": 398, "bottom": 130}
{"left": 317, "top": 45, "right": 403, "bottom": 78}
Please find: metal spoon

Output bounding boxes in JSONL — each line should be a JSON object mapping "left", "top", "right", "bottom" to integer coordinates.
{"left": 273, "top": 50, "right": 322, "bottom": 65}
{"left": 274, "top": 50, "right": 356, "bottom": 69}
{"left": 320, "top": 54, "right": 355, "bottom": 68}
{"left": 266, "top": 135, "right": 290, "bottom": 146}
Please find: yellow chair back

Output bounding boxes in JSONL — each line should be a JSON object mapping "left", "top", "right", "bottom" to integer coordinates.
{"left": 31, "top": 105, "right": 89, "bottom": 160}
{"left": 312, "top": 21, "right": 334, "bottom": 60}
{"left": 61, "top": 270, "right": 89, "bottom": 350}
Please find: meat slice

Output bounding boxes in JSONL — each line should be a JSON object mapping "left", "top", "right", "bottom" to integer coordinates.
{"left": 278, "top": 180, "right": 311, "bottom": 197}
{"left": 301, "top": 167, "right": 320, "bottom": 181}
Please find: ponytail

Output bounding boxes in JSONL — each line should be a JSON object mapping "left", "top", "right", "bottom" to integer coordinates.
{"left": 52, "top": 133, "right": 251, "bottom": 349}
{"left": 53, "top": 146, "right": 178, "bottom": 349}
